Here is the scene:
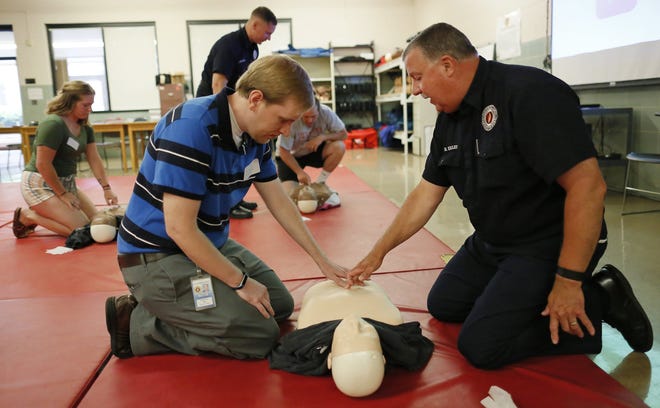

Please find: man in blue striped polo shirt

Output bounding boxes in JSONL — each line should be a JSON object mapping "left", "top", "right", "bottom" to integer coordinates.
{"left": 106, "top": 55, "right": 349, "bottom": 360}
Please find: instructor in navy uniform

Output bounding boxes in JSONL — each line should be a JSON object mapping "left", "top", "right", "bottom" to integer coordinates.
{"left": 196, "top": 6, "right": 277, "bottom": 96}
{"left": 349, "top": 22, "right": 652, "bottom": 369}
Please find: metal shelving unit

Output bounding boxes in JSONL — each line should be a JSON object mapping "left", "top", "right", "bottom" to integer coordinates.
{"left": 331, "top": 42, "right": 376, "bottom": 130}
{"left": 375, "top": 57, "right": 414, "bottom": 154}
{"left": 289, "top": 53, "right": 336, "bottom": 111}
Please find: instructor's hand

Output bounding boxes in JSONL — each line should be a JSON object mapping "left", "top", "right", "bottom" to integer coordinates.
{"left": 348, "top": 251, "right": 383, "bottom": 287}
{"left": 541, "top": 275, "right": 595, "bottom": 345}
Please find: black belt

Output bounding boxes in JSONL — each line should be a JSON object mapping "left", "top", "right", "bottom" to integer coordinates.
{"left": 117, "top": 252, "right": 174, "bottom": 268}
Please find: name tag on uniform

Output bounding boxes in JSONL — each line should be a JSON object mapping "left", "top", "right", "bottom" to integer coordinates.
{"left": 244, "top": 158, "right": 260, "bottom": 180}
{"left": 190, "top": 271, "right": 216, "bottom": 311}
{"left": 67, "top": 137, "right": 80, "bottom": 150}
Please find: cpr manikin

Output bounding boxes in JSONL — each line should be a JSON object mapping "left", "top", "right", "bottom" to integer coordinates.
{"left": 90, "top": 212, "right": 117, "bottom": 243}
{"left": 90, "top": 206, "right": 124, "bottom": 243}
{"left": 289, "top": 182, "right": 336, "bottom": 214}
{"left": 297, "top": 280, "right": 403, "bottom": 329}
{"left": 297, "top": 280, "right": 403, "bottom": 397}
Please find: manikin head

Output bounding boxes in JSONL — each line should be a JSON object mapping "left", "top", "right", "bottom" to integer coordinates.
{"left": 294, "top": 184, "right": 318, "bottom": 213}
{"left": 327, "top": 315, "right": 386, "bottom": 397}
{"left": 289, "top": 182, "right": 334, "bottom": 214}
{"left": 90, "top": 212, "right": 117, "bottom": 243}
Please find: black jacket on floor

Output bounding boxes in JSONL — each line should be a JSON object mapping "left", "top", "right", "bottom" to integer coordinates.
{"left": 268, "top": 318, "right": 434, "bottom": 376}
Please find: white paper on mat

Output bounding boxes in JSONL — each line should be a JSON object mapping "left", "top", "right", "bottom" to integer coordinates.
{"left": 46, "top": 246, "right": 74, "bottom": 255}
{"left": 480, "top": 385, "right": 517, "bottom": 408}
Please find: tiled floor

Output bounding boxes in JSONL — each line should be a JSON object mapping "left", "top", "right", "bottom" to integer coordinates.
{"left": 2, "top": 145, "right": 657, "bottom": 406}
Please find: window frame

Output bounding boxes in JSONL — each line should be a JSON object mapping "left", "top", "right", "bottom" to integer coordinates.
{"left": 46, "top": 22, "right": 160, "bottom": 113}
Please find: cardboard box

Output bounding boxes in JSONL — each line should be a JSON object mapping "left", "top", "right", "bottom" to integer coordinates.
{"left": 158, "top": 84, "right": 185, "bottom": 116}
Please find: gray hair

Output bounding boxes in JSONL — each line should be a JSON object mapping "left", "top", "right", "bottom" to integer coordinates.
{"left": 404, "top": 23, "right": 477, "bottom": 62}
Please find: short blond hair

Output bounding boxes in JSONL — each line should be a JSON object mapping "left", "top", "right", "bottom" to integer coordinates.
{"left": 236, "top": 54, "right": 314, "bottom": 112}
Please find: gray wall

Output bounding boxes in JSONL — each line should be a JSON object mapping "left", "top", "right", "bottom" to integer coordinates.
{"left": 6, "top": 0, "right": 659, "bottom": 199}
{"left": 577, "top": 85, "right": 660, "bottom": 197}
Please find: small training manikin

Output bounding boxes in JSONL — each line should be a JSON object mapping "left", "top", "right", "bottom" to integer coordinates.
{"left": 90, "top": 212, "right": 117, "bottom": 243}
{"left": 289, "top": 182, "right": 334, "bottom": 214}
{"left": 297, "top": 280, "right": 403, "bottom": 397}
{"left": 292, "top": 184, "right": 318, "bottom": 213}
{"left": 89, "top": 206, "right": 124, "bottom": 243}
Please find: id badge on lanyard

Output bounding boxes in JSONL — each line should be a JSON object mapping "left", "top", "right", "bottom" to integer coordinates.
{"left": 190, "top": 266, "right": 217, "bottom": 311}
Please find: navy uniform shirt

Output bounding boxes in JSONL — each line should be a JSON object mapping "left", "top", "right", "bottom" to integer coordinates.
{"left": 196, "top": 27, "right": 258, "bottom": 97}
{"left": 423, "top": 57, "right": 597, "bottom": 256}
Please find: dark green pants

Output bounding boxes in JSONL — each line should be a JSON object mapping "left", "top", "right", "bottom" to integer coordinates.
{"left": 121, "top": 239, "right": 293, "bottom": 359}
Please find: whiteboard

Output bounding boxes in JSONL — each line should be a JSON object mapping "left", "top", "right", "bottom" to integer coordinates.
{"left": 104, "top": 25, "right": 160, "bottom": 110}
{"left": 187, "top": 19, "right": 293, "bottom": 93}
{"left": 188, "top": 22, "right": 238, "bottom": 94}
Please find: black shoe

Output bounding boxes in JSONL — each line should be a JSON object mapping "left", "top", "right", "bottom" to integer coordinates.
{"left": 229, "top": 206, "right": 253, "bottom": 219}
{"left": 239, "top": 200, "right": 257, "bottom": 211}
{"left": 105, "top": 294, "right": 137, "bottom": 358}
{"left": 592, "top": 264, "right": 653, "bottom": 352}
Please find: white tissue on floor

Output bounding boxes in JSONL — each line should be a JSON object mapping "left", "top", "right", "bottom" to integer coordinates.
{"left": 46, "top": 246, "right": 74, "bottom": 255}
{"left": 480, "top": 385, "right": 517, "bottom": 408}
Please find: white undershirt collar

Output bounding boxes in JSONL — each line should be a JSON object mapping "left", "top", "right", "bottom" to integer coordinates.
{"left": 227, "top": 103, "right": 245, "bottom": 149}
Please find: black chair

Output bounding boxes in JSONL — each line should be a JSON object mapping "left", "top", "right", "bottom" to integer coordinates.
{"left": 77, "top": 132, "right": 125, "bottom": 173}
{"left": 94, "top": 131, "right": 127, "bottom": 170}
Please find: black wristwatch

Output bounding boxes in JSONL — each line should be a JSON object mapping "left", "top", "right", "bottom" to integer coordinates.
{"left": 556, "top": 266, "right": 586, "bottom": 282}
{"left": 231, "top": 272, "right": 248, "bottom": 290}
